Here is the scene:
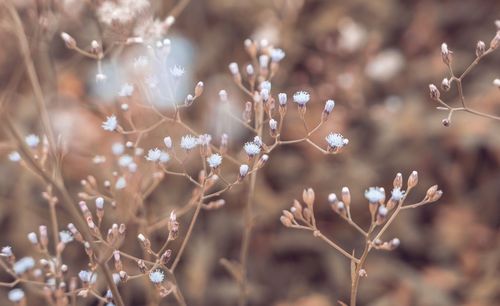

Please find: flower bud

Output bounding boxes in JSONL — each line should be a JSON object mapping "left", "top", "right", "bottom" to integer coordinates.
{"left": 61, "top": 32, "right": 76, "bottom": 49}
{"left": 441, "top": 78, "right": 450, "bottom": 91}
{"left": 429, "top": 84, "right": 440, "bottom": 100}
{"left": 476, "top": 40, "right": 486, "bottom": 57}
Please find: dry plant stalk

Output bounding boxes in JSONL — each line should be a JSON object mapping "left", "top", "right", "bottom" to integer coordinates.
{"left": 429, "top": 20, "right": 500, "bottom": 125}
{"left": 281, "top": 171, "right": 442, "bottom": 306}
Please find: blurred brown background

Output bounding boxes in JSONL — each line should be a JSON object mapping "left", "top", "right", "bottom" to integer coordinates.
{"left": 1, "top": 0, "right": 500, "bottom": 305}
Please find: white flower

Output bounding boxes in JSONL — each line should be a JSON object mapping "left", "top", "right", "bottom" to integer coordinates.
{"left": 96, "top": 73, "right": 107, "bottom": 83}
{"left": 102, "top": 115, "right": 118, "bottom": 131}
{"left": 115, "top": 177, "right": 127, "bottom": 190}
{"left": 260, "top": 81, "right": 271, "bottom": 91}
{"left": 207, "top": 153, "right": 222, "bottom": 168}
{"left": 378, "top": 205, "right": 388, "bottom": 217}
{"left": 218, "top": 90, "right": 228, "bottom": 102}
{"left": 113, "top": 273, "right": 121, "bottom": 284}
{"left": 259, "top": 54, "right": 269, "bottom": 68}
{"left": 180, "top": 135, "right": 198, "bottom": 150}
{"left": 13, "top": 257, "right": 35, "bottom": 275}
{"left": 364, "top": 187, "right": 385, "bottom": 203}
{"left": 25, "top": 134, "right": 40, "bottom": 148}
{"left": 118, "top": 83, "right": 134, "bottom": 97}
{"left": 246, "top": 64, "right": 254, "bottom": 75}
{"left": 145, "top": 148, "right": 162, "bottom": 162}
{"left": 93, "top": 155, "right": 106, "bottom": 164}
{"left": 8, "top": 289, "right": 24, "bottom": 302}
{"left": 239, "top": 164, "right": 249, "bottom": 177}
{"left": 149, "top": 269, "right": 165, "bottom": 284}
{"left": 170, "top": 65, "right": 185, "bottom": 77}
{"left": 128, "top": 163, "right": 138, "bottom": 172}
{"left": 27, "top": 232, "right": 38, "bottom": 245}
{"left": 243, "top": 142, "right": 260, "bottom": 157}
{"left": 260, "top": 88, "right": 269, "bottom": 101}
{"left": 293, "top": 91, "right": 310, "bottom": 106}
{"left": 78, "top": 270, "right": 96, "bottom": 283}
{"left": 159, "top": 151, "right": 170, "bottom": 163}
{"left": 198, "top": 134, "right": 212, "bottom": 146}
{"left": 1, "top": 246, "right": 13, "bottom": 257}
{"left": 325, "top": 133, "right": 349, "bottom": 149}
{"left": 278, "top": 93, "right": 287, "bottom": 106}
{"left": 59, "top": 231, "right": 73, "bottom": 244}
{"left": 228, "top": 62, "right": 239, "bottom": 75}
{"left": 95, "top": 197, "right": 104, "bottom": 209}
{"left": 112, "top": 143, "right": 125, "bottom": 155}
{"left": 269, "top": 119, "right": 277, "bottom": 130}
{"left": 118, "top": 155, "right": 134, "bottom": 167}
{"left": 271, "top": 48, "right": 286, "bottom": 62}
{"left": 8, "top": 151, "right": 21, "bottom": 162}
{"left": 494, "top": 78, "right": 500, "bottom": 88}
{"left": 253, "top": 136, "right": 263, "bottom": 147}
{"left": 163, "top": 136, "right": 172, "bottom": 149}
{"left": 324, "top": 99, "right": 335, "bottom": 114}
{"left": 390, "top": 187, "right": 405, "bottom": 201}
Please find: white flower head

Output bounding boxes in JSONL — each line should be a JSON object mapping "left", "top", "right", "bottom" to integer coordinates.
{"left": 271, "top": 48, "right": 286, "bottom": 62}
{"left": 244, "top": 142, "right": 261, "bottom": 157}
{"left": 239, "top": 164, "right": 249, "bottom": 177}
{"left": 260, "top": 81, "right": 272, "bottom": 92}
{"left": 115, "top": 176, "right": 127, "bottom": 190}
{"left": 8, "top": 288, "right": 24, "bottom": 302}
{"left": 293, "top": 91, "right": 310, "bottom": 106}
{"left": 378, "top": 205, "right": 388, "bottom": 217}
{"left": 96, "top": 73, "right": 107, "bottom": 83}
{"left": 324, "top": 99, "right": 335, "bottom": 114}
{"left": 278, "top": 93, "right": 287, "bottom": 106}
{"left": 364, "top": 187, "right": 385, "bottom": 203}
{"left": 27, "top": 232, "right": 38, "bottom": 245}
{"left": 198, "top": 134, "right": 212, "bottom": 146}
{"left": 269, "top": 119, "right": 277, "bottom": 130}
{"left": 219, "top": 90, "right": 228, "bottom": 102}
{"left": 118, "top": 83, "right": 134, "bottom": 97}
{"left": 163, "top": 136, "right": 173, "bottom": 149}
{"left": 8, "top": 151, "right": 21, "bottom": 162}
{"left": 390, "top": 187, "right": 405, "bottom": 201}
{"left": 228, "top": 62, "right": 239, "bottom": 75}
{"left": 78, "top": 270, "right": 96, "bottom": 283}
{"left": 118, "top": 155, "right": 134, "bottom": 167}
{"left": 92, "top": 155, "right": 106, "bottom": 164}
{"left": 25, "top": 134, "right": 40, "bottom": 148}
{"left": 59, "top": 231, "right": 74, "bottom": 244}
{"left": 145, "top": 148, "right": 162, "bottom": 162}
{"left": 13, "top": 257, "right": 35, "bottom": 275}
{"left": 170, "top": 65, "right": 185, "bottom": 78}
{"left": 207, "top": 153, "right": 222, "bottom": 169}
{"left": 149, "top": 269, "right": 165, "bottom": 284}
{"left": 1, "top": 246, "right": 13, "bottom": 257}
{"left": 325, "top": 133, "right": 349, "bottom": 150}
{"left": 253, "top": 136, "right": 263, "bottom": 147}
{"left": 111, "top": 143, "right": 125, "bottom": 155}
{"left": 180, "top": 135, "right": 198, "bottom": 151}
{"left": 102, "top": 115, "right": 118, "bottom": 131}
{"left": 259, "top": 54, "right": 269, "bottom": 68}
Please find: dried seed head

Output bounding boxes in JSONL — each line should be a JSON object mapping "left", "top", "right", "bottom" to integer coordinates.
{"left": 441, "top": 78, "right": 450, "bottom": 91}
{"left": 441, "top": 43, "right": 451, "bottom": 65}
{"left": 476, "top": 40, "right": 486, "bottom": 57}
{"left": 408, "top": 171, "right": 418, "bottom": 188}
{"left": 302, "top": 188, "right": 315, "bottom": 207}
{"left": 429, "top": 84, "right": 440, "bottom": 100}
{"left": 341, "top": 187, "right": 351, "bottom": 207}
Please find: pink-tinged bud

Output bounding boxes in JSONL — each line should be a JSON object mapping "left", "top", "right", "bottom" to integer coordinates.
{"left": 194, "top": 81, "right": 204, "bottom": 97}
{"left": 476, "top": 40, "right": 486, "bottom": 57}
{"left": 441, "top": 43, "right": 452, "bottom": 65}
{"left": 441, "top": 78, "right": 450, "bottom": 91}
{"left": 61, "top": 32, "right": 76, "bottom": 49}
{"left": 429, "top": 84, "right": 440, "bottom": 100}
{"left": 408, "top": 171, "right": 418, "bottom": 188}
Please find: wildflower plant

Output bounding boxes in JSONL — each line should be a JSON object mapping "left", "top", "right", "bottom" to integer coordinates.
{"left": 0, "top": 1, "right": 448, "bottom": 306}
{"left": 280, "top": 171, "right": 442, "bottom": 305}
{"left": 428, "top": 20, "right": 500, "bottom": 125}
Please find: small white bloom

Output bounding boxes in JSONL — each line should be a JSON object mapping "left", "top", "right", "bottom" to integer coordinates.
{"left": 59, "top": 231, "right": 74, "bottom": 244}
{"left": 278, "top": 93, "right": 287, "bottom": 106}
{"left": 8, "top": 288, "right": 24, "bottom": 302}
{"left": 269, "top": 119, "right": 277, "bottom": 130}
{"left": 260, "top": 81, "right": 271, "bottom": 92}
{"left": 246, "top": 64, "right": 254, "bottom": 75}
{"left": 228, "top": 62, "right": 239, "bottom": 75}
{"left": 145, "top": 148, "right": 162, "bottom": 162}
{"left": 159, "top": 151, "right": 170, "bottom": 163}
{"left": 111, "top": 143, "right": 125, "bottom": 155}
{"left": 137, "top": 233, "right": 146, "bottom": 242}
{"left": 253, "top": 136, "right": 263, "bottom": 147}
{"left": 364, "top": 187, "right": 385, "bottom": 203}
{"left": 328, "top": 193, "right": 337, "bottom": 203}
{"left": 293, "top": 91, "right": 310, "bottom": 106}
{"left": 149, "top": 269, "right": 165, "bottom": 284}
{"left": 170, "top": 65, "right": 185, "bottom": 77}
{"left": 120, "top": 103, "right": 129, "bottom": 111}
{"left": 493, "top": 78, "right": 500, "bottom": 88}
{"left": 260, "top": 88, "right": 270, "bottom": 101}
{"left": 259, "top": 54, "right": 269, "bottom": 68}
{"left": 378, "top": 205, "right": 388, "bottom": 217}
{"left": 243, "top": 142, "right": 261, "bottom": 157}
{"left": 95, "top": 197, "right": 104, "bottom": 209}
{"left": 113, "top": 273, "right": 121, "bottom": 284}
{"left": 25, "top": 134, "right": 40, "bottom": 148}
{"left": 390, "top": 187, "right": 405, "bottom": 201}
{"left": 128, "top": 163, "right": 138, "bottom": 173}
{"left": 163, "top": 136, "right": 173, "bottom": 149}
{"left": 441, "top": 43, "right": 449, "bottom": 55}
{"left": 134, "top": 147, "right": 144, "bottom": 156}
{"left": 92, "top": 155, "right": 106, "bottom": 164}
{"left": 219, "top": 90, "right": 228, "bottom": 102}
{"left": 118, "top": 155, "right": 134, "bottom": 167}
{"left": 165, "top": 15, "right": 175, "bottom": 26}
{"left": 324, "top": 99, "right": 335, "bottom": 114}
{"left": 102, "top": 115, "right": 118, "bottom": 131}
{"left": 1, "top": 246, "right": 13, "bottom": 257}
{"left": 207, "top": 153, "right": 222, "bottom": 168}
{"left": 13, "top": 257, "right": 35, "bottom": 275}
{"left": 78, "top": 270, "right": 92, "bottom": 283}
{"left": 115, "top": 177, "right": 127, "bottom": 190}
{"left": 271, "top": 48, "right": 286, "bottom": 62}
{"left": 239, "top": 164, "right": 249, "bottom": 177}
{"left": 27, "top": 232, "right": 38, "bottom": 245}
{"left": 325, "top": 133, "right": 349, "bottom": 149}
{"left": 180, "top": 135, "right": 198, "bottom": 151}
{"left": 118, "top": 83, "right": 134, "bottom": 97}
{"left": 8, "top": 151, "right": 21, "bottom": 162}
